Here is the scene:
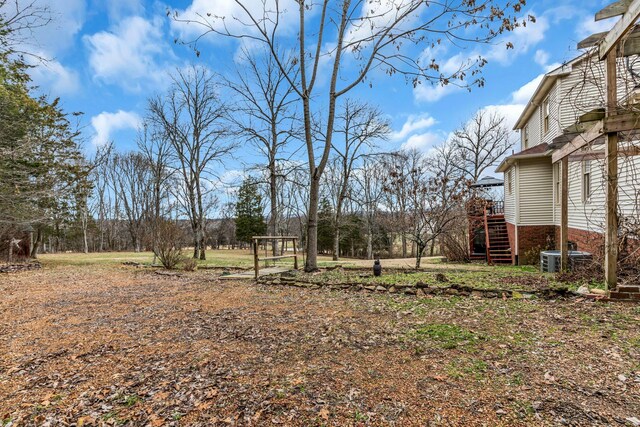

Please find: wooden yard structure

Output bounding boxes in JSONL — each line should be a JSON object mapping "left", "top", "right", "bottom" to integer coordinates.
{"left": 555, "top": 0, "right": 640, "bottom": 290}
{"left": 252, "top": 236, "right": 299, "bottom": 279}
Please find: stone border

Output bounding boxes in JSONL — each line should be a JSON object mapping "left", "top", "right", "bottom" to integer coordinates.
{"left": 0, "top": 261, "right": 42, "bottom": 273}
{"left": 257, "top": 274, "right": 577, "bottom": 300}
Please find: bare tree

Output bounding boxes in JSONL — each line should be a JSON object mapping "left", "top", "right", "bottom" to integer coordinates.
{"left": 324, "top": 99, "right": 389, "bottom": 260}
{"left": 450, "top": 110, "right": 513, "bottom": 182}
{"left": 109, "top": 152, "right": 152, "bottom": 252}
{"left": 148, "top": 66, "right": 230, "bottom": 260}
{"left": 138, "top": 122, "right": 173, "bottom": 264}
{"left": 226, "top": 48, "right": 299, "bottom": 255}
{"left": 353, "top": 157, "right": 386, "bottom": 260}
{"left": 172, "top": 0, "right": 529, "bottom": 271}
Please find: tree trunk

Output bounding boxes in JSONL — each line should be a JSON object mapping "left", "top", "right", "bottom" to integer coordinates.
{"left": 366, "top": 222, "right": 373, "bottom": 260}
{"left": 401, "top": 235, "right": 407, "bottom": 258}
{"left": 305, "top": 176, "right": 320, "bottom": 272}
{"left": 30, "top": 229, "right": 42, "bottom": 259}
{"left": 332, "top": 221, "right": 340, "bottom": 261}
{"left": 270, "top": 165, "right": 278, "bottom": 256}
{"left": 199, "top": 235, "right": 206, "bottom": 260}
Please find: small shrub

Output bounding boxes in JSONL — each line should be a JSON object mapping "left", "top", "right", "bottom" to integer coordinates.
{"left": 156, "top": 220, "right": 185, "bottom": 270}
{"left": 182, "top": 257, "right": 198, "bottom": 272}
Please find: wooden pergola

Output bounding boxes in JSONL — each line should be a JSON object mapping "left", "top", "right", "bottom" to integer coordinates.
{"left": 555, "top": 0, "right": 640, "bottom": 289}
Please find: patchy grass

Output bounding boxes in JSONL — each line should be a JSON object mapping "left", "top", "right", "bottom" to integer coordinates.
{"left": 37, "top": 250, "right": 341, "bottom": 269}
{"left": 409, "top": 323, "right": 483, "bottom": 350}
{"left": 2, "top": 265, "right": 639, "bottom": 426}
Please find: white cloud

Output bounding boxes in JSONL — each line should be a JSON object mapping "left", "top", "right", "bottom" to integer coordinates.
{"left": 401, "top": 132, "right": 443, "bottom": 151}
{"left": 534, "top": 49, "right": 550, "bottom": 67}
{"left": 511, "top": 74, "right": 544, "bottom": 105}
{"left": 414, "top": 82, "right": 463, "bottom": 103}
{"left": 392, "top": 113, "right": 437, "bottom": 140}
{"left": 487, "top": 16, "right": 549, "bottom": 65}
{"left": 91, "top": 110, "right": 142, "bottom": 146}
{"left": 84, "top": 16, "right": 174, "bottom": 92}
{"left": 25, "top": 0, "right": 86, "bottom": 56}
{"left": 106, "top": 0, "right": 143, "bottom": 21}
{"left": 171, "top": 0, "right": 299, "bottom": 41}
{"left": 29, "top": 58, "right": 80, "bottom": 95}
{"left": 576, "top": 15, "right": 616, "bottom": 40}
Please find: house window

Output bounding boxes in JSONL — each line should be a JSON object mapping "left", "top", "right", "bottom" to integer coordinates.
{"left": 582, "top": 160, "right": 591, "bottom": 203}
{"left": 523, "top": 125, "right": 529, "bottom": 148}
{"left": 508, "top": 169, "right": 514, "bottom": 195}
{"left": 543, "top": 97, "right": 550, "bottom": 134}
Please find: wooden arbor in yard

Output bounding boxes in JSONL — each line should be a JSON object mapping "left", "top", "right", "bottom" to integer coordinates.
{"left": 252, "top": 236, "right": 299, "bottom": 279}
{"left": 556, "top": 0, "right": 640, "bottom": 290}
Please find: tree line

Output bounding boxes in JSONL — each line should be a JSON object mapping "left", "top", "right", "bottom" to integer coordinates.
{"left": 1, "top": 0, "right": 526, "bottom": 268}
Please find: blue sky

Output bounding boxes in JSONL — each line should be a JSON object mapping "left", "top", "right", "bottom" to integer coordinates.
{"left": 25, "top": 0, "right": 618, "bottom": 180}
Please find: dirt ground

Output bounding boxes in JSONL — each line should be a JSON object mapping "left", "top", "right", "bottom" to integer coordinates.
{"left": 1, "top": 265, "right": 640, "bottom": 426}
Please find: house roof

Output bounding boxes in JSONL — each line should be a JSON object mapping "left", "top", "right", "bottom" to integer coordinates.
{"left": 513, "top": 53, "right": 592, "bottom": 131}
{"left": 495, "top": 143, "right": 552, "bottom": 172}
{"left": 470, "top": 176, "right": 504, "bottom": 188}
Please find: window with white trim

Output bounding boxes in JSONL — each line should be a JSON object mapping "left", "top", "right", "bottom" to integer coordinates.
{"left": 582, "top": 160, "right": 591, "bottom": 203}
{"left": 543, "top": 97, "right": 551, "bottom": 134}
{"left": 523, "top": 125, "right": 529, "bottom": 148}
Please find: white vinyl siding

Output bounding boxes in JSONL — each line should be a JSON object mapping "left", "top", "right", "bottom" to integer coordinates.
{"left": 523, "top": 106, "right": 542, "bottom": 150}
{"left": 504, "top": 166, "right": 517, "bottom": 225}
{"left": 517, "top": 158, "right": 554, "bottom": 225}
{"left": 558, "top": 58, "right": 604, "bottom": 130}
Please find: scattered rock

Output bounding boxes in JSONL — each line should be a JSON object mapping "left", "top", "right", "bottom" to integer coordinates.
{"left": 576, "top": 285, "right": 590, "bottom": 295}
{"left": 435, "top": 273, "right": 448, "bottom": 283}
{"left": 626, "top": 417, "right": 640, "bottom": 426}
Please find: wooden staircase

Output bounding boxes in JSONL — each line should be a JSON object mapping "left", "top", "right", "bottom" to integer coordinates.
{"left": 484, "top": 207, "right": 512, "bottom": 265}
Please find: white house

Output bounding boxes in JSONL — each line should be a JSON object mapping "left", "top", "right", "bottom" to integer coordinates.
{"left": 497, "top": 52, "right": 640, "bottom": 264}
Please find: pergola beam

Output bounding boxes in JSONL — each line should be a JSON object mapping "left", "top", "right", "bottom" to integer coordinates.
{"left": 579, "top": 27, "right": 640, "bottom": 56}
{"left": 551, "top": 121, "right": 603, "bottom": 163}
{"left": 599, "top": 0, "right": 640, "bottom": 59}
{"left": 596, "top": 0, "right": 632, "bottom": 21}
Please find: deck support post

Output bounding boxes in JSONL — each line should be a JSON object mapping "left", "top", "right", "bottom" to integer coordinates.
{"left": 560, "top": 157, "right": 569, "bottom": 271}
{"left": 605, "top": 52, "right": 619, "bottom": 290}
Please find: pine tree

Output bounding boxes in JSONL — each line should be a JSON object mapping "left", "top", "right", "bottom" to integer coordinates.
{"left": 235, "top": 178, "right": 267, "bottom": 245}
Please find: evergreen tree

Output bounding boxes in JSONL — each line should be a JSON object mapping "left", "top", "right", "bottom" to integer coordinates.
{"left": 235, "top": 178, "right": 266, "bottom": 245}
{"left": 0, "top": 4, "right": 90, "bottom": 257}
{"left": 317, "top": 198, "right": 335, "bottom": 254}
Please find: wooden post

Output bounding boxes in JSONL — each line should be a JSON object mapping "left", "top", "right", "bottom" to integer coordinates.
{"left": 605, "top": 52, "right": 619, "bottom": 290}
{"left": 292, "top": 238, "right": 299, "bottom": 270}
{"left": 253, "top": 238, "right": 260, "bottom": 279}
{"left": 560, "top": 157, "right": 569, "bottom": 271}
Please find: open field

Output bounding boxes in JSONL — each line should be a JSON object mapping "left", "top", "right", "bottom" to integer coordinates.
{"left": 1, "top": 256, "right": 639, "bottom": 426}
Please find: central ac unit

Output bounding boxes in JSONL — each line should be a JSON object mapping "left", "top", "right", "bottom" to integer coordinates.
{"left": 540, "top": 250, "right": 592, "bottom": 273}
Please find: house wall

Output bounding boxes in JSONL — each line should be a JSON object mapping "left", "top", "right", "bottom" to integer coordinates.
{"left": 504, "top": 165, "right": 517, "bottom": 225}
{"left": 517, "top": 158, "right": 554, "bottom": 225}
{"left": 558, "top": 58, "right": 604, "bottom": 130}
{"left": 551, "top": 154, "right": 640, "bottom": 235}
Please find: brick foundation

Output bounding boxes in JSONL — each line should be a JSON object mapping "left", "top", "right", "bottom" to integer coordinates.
{"left": 504, "top": 223, "right": 556, "bottom": 265}
{"left": 506, "top": 222, "right": 516, "bottom": 264}
{"left": 517, "top": 225, "right": 556, "bottom": 265}
{"left": 553, "top": 226, "right": 604, "bottom": 257}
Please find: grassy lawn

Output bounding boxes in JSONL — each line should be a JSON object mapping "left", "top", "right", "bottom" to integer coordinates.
{"left": 37, "top": 250, "right": 343, "bottom": 269}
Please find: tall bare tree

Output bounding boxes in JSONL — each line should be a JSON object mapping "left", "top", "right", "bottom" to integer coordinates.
{"left": 226, "top": 48, "right": 299, "bottom": 255}
{"left": 324, "top": 99, "right": 389, "bottom": 260}
{"left": 172, "top": 0, "right": 529, "bottom": 271}
{"left": 148, "top": 66, "right": 230, "bottom": 260}
{"left": 450, "top": 110, "right": 513, "bottom": 182}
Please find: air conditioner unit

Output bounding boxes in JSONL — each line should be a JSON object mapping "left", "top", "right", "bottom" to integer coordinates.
{"left": 540, "top": 250, "right": 593, "bottom": 273}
